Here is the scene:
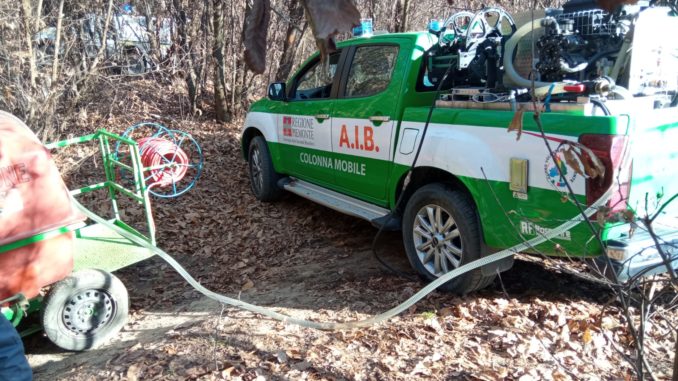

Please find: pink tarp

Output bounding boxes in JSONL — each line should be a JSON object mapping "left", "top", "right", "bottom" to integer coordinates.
{"left": 0, "top": 111, "right": 81, "bottom": 300}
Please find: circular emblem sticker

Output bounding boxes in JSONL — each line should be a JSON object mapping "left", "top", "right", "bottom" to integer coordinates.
{"left": 544, "top": 148, "right": 577, "bottom": 190}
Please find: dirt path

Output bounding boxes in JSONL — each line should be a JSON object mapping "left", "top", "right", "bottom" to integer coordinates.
{"left": 27, "top": 230, "right": 415, "bottom": 380}
{"left": 28, "top": 297, "right": 220, "bottom": 379}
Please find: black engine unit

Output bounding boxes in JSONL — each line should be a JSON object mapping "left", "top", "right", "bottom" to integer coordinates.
{"left": 536, "top": 0, "right": 627, "bottom": 82}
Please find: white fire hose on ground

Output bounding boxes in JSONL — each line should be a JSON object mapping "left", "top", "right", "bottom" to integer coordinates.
{"left": 71, "top": 188, "right": 611, "bottom": 330}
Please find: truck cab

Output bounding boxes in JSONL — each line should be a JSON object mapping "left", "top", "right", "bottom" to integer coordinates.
{"left": 244, "top": 32, "right": 438, "bottom": 206}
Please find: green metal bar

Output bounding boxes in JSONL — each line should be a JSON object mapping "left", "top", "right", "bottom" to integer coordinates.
{"left": 100, "top": 135, "right": 121, "bottom": 220}
{"left": 69, "top": 182, "right": 108, "bottom": 196}
{"left": 0, "top": 224, "right": 82, "bottom": 254}
{"left": 1, "top": 307, "right": 13, "bottom": 322}
{"left": 108, "top": 158, "right": 134, "bottom": 172}
{"left": 113, "top": 219, "right": 153, "bottom": 244}
{"left": 44, "top": 133, "right": 98, "bottom": 149}
{"left": 98, "top": 134, "right": 113, "bottom": 190}
{"left": 10, "top": 305, "right": 23, "bottom": 327}
{"left": 19, "top": 325, "right": 43, "bottom": 337}
{"left": 0, "top": 294, "right": 23, "bottom": 305}
{"left": 46, "top": 130, "right": 133, "bottom": 149}
{"left": 45, "top": 130, "right": 136, "bottom": 150}
{"left": 108, "top": 182, "right": 144, "bottom": 203}
{"left": 129, "top": 143, "right": 144, "bottom": 196}
{"left": 25, "top": 297, "right": 42, "bottom": 315}
{"left": 129, "top": 142, "right": 157, "bottom": 246}
{"left": 96, "top": 129, "right": 137, "bottom": 146}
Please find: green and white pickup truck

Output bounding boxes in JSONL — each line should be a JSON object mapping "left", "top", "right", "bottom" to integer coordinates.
{"left": 241, "top": 8, "right": 678, "bottom": 293}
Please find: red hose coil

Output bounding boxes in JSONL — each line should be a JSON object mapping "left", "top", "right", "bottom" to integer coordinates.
{"left": 137, "top": 137, "right": 189, "bottom": 187}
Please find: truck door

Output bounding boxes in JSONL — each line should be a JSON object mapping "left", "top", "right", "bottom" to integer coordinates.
{"left": 275, "top": 51, "right": 344, "bottom": 186}
{"left": 331, "top": 43, "right": 405, "bottom": 204}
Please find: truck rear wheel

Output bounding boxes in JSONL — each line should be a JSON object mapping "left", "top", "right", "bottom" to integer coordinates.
{"left": 42, "top": 269, "right": 129, "bottom": 351}
{"left": 248, "top": 136, "right": 283, "bottom": 201}
{"left": 402, "top": 184, "right": 495, "bottom": 294}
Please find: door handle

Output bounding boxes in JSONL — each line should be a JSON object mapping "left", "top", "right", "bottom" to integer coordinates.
{"left": 315, "top": 114, "right": 330, "bottom": 121}
{"left": 369, "top": 115, "right": 390, "bottom": 123}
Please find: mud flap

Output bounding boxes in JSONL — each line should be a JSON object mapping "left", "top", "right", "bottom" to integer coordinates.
{"left": 481, "top": 246, "right": 515, "bottom": 276}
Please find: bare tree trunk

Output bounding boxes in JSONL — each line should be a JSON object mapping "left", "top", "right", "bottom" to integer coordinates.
{"left": 367, "top": 0, "right": 375, "bottom": 21}
{"left": 274, "top": 0, "right": 307, "bottom": 82}
{"left": 89, "top": 0, "right": 114, "bottom": 73}
{"left": 172, "top": 0, "right": 199, "bottom": 113}
{"left": 403, "top": 0, "right": 410, "bottom": 32}
{"left": 143, "top": 4, "right": 160, "bottom": 65}
{"left": 391, "top": 0, "right": 410, "bottom": 33}
{"left": 234, "top": 0, "right": 252, "bottom": 110}
{"left": 212, "top": 0, "right": 230, "bottom": 122}
{"left": 20, "top": 0, "right": 36, "bottom": 87}
{"left": 229, "top": 0, "right": 237, "bottom": 112}
{"left": 201, "top": 0, "right": 211, "bottom": 89}
{"left": 34, "top": 0, "right": 44, "bottom": 32}
{"left": 51, "top": 0, "right": 65, "bottom": 83}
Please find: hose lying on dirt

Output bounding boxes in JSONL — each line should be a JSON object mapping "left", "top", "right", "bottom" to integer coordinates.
{"left": 70, "top": 188, "right": 612, "bottom": 331}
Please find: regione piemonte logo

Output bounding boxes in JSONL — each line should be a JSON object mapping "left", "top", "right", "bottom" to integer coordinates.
{"left": 283, "top": 116, "right": 293, "bottom": 137}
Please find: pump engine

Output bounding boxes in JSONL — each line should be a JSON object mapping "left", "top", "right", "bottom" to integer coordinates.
{"left": 535, "top": 0, "right": 633, "bottom": 83}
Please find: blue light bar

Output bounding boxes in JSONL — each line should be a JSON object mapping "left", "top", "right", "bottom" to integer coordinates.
{"left": 353, "top": 18, "right": 373, "bottom": 37}
{"left": 428, "top": 19, "right": 442, "bottom": 33}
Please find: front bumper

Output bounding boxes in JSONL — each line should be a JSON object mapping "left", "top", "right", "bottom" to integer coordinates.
{"left": 595, "top": 217, "right": 678, "bottom": 282}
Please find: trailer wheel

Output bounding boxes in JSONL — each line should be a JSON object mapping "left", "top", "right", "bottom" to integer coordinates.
{"left": 42, "top": 269, "right": 129, "bottom": 351}
{"left": 403, "top": 184, "right": 495, "bottom": 294}
{"left": 248, "top": 136, "right": 283, "bottom": 201}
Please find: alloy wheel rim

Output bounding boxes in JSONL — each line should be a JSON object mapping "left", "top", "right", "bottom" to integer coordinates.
{"left": 412, "top": 204, "right": 463, "bottom": 277}
{"left": 250, "top": 147, "right": 264, "bottom": 194}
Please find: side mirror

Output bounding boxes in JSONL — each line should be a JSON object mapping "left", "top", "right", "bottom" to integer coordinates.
{"left": 268, "top": 82, "right": 287, "bottom": 101}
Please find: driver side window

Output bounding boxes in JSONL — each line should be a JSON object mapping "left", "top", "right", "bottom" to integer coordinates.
{"left": 291, "top": 52, "right": 341, "bottom": 101}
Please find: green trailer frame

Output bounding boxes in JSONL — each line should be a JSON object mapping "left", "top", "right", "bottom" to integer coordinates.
{"left": 1, "top": 129, "right": 170, "bottom": 335}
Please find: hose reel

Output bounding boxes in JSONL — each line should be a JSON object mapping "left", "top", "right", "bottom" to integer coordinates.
{"left": 114, "top": 122, "right": 204, "bottom": 198}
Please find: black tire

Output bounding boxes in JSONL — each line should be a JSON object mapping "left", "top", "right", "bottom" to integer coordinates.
{"left": 248, "top": 136, "right": 283, "bottom": 201}
{"left": 42, "top": 269, "right": 129, "bottom": 351}
{"left": 402, "top": 184, "right": 495, "bottom": 294}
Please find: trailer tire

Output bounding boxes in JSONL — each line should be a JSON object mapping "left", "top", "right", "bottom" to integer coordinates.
{"left": 248, "top": 136, "right": 283, "bottom": 201}
{"left": 42, "top": 269, "right": 128, "bottom": 351}
{"left": 403, "top": 184, "right": 495, "bottom": 294}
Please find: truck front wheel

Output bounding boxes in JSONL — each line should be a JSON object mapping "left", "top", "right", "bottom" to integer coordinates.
{"left": 402, "top": 184, "right": 495, "bottom": 294}
{"left": 248, "top": 136, "right": 283, "bottom": 202}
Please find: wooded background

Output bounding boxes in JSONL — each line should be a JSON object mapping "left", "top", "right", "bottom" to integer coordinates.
{"left": 0, "top": 0, "right": 561, "bottom": 140}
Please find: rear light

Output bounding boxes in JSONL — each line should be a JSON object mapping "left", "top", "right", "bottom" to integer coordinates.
{"left": 579, "top": 134, "right": 631, "bottom": 214}
{"left": 564, "top": 84, "right": 586, "bottom": 93}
